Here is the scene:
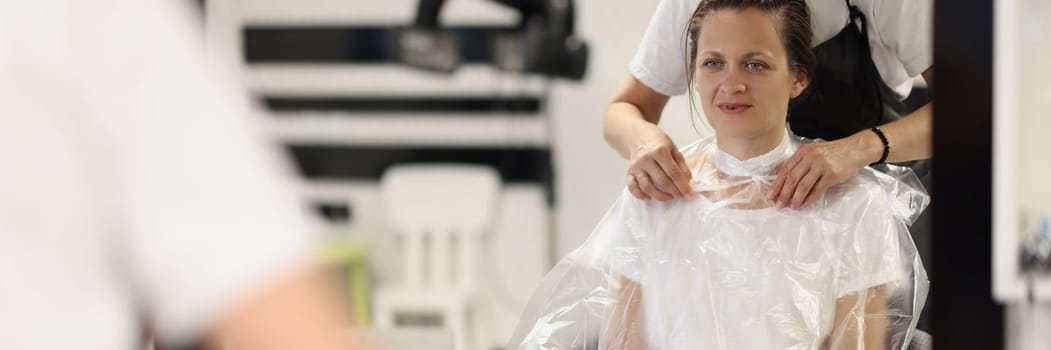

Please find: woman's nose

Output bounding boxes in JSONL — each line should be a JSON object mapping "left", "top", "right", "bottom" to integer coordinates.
{"left": 718, "top": 69, "right": 747, "bottom": 94}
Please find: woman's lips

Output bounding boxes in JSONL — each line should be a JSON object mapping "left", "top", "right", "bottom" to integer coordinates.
{"left": 717, "top": 103, "right": 752, "bottom": 115}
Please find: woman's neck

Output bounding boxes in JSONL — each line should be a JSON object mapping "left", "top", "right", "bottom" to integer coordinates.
{"left": 715, "top": 126, "right": 787, "bottom": 161}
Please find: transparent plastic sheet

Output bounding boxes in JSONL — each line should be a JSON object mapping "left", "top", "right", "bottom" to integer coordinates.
{"left": 509, "top": 132, "right": 930, "bottom": 350}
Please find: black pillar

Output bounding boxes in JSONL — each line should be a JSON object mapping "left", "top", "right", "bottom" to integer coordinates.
{"left": 931, "top": 0, "right": 1004, "bottom": 348}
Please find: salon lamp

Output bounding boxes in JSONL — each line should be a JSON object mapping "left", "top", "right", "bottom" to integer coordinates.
{"left": 398, "top": 0, "right": 589, "bottom": 80}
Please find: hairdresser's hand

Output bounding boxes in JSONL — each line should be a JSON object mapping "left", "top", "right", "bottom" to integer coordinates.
{"left": 767, "top": 134, "right": 875, "bottom": 209}
{"left": 626, "top": 128, "right": 693, "bottom": 201}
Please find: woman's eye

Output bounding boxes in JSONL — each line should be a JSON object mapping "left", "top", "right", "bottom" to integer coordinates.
{"left": 703, "top": 60, "right": 722, "bottom": 69}
{"left": 745, "top": 61, "right": 767, "bottom": 71}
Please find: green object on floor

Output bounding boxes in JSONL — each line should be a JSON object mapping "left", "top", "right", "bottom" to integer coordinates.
{"left": 320, "top": 238, "right": 372, "bottom": 326}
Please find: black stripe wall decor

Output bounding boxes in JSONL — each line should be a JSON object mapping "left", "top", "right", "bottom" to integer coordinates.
{"left": 285, "top": 146, "right": 554, "bottom": 203}
{"left": 244, "top": 26, "right": 516, "bottom": 64}
{"left": 263, "top": 96, "right": 541, "bottom": 114}
{"left": 247, "top": 24, "right": 557, "bottom": 217}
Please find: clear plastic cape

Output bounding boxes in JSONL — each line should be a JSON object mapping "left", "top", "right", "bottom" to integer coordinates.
{"left": 508, "top": 131, "right": 930, "bottom": 350}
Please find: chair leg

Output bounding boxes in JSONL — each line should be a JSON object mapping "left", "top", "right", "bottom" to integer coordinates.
{"left": 469, "top": 305, "right": 488, "bottom": 350}
{"left": 373, "top": 299, "right": 394, "bottom": 328}
{"left": 446, "top": 310, "right": 470, "bottom": 350}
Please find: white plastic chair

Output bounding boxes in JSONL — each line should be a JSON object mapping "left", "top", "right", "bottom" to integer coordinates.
{"left": 373, "top": 164, "right": 501, "bottom": 350}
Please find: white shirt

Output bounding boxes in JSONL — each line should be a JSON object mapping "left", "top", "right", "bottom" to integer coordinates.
{"left": 0, "top": 1, "right": 317, "bottom": 348}
{"left": 509, "top": 133, "right": 928, "bottom": 350}
{"left": 630, "top": 0, "right": 933, "bottom": 98}
{"left": 601, "top": 136, "right": 916, "bottom": 349}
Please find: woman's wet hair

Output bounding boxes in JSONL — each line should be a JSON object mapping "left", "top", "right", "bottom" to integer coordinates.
{"left": 685, "top": 0, "right": 815, "bottom": 83}
{"left": 683, "top": 0, "right": 815, "bottom": 132}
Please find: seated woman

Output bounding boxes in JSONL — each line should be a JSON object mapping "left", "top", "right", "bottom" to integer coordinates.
{"left": 507, "top": 0, "right": 929, "bottom": 349}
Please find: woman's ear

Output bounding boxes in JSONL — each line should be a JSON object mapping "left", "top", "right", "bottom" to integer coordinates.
{"left": 789, "top": 70, "right": 809, "bottom": 99}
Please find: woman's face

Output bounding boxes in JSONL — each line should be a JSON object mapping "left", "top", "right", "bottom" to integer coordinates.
{"left": 693, "top": 8, "right": 808, "bottom": 141}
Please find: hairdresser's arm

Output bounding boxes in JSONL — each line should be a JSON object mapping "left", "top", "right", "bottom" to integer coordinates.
{"left": 205, "top": 268, "right": 376, "bottom": 350}
{"left": 827, "top": 285, "right": 891, "bottom": 349}
{"left": 769, "top": 68, "right": 934, "bottom": 209}
{"left": 605, "top": 76, "right": 693, "bottom": 201}
{"left": 603, "top": 277, "right": 649, "bottom": 349}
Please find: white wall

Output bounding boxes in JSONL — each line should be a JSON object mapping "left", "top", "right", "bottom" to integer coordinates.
{"left": 996, "top": 0, "right": 1051, "bottom": 348}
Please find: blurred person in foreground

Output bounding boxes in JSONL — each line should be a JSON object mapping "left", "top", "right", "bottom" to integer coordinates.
{"left": 0, "top": 1, "right": 370, "bottom": 349}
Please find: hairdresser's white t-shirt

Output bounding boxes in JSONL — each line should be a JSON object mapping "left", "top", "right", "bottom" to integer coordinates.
{"left": 631, "top": 0, "right": 932, "bottom": 98}
{"left": 0, "top": 1, "right": 317, "bottom": 349}
{"left": 605, "top": 138, "right": 908, "bottom": 349}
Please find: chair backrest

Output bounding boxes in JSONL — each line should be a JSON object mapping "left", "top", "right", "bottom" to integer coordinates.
{"left": 380, "top": 164, "right": 501, "bottom": 290}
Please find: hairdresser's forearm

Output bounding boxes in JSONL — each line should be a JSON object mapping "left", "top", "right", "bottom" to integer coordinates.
{"left": 604, "top": 102, "right": 665, "bottom": 159}
{"left": 883, "top": 103, "right": 933, "bottom": 162}
{"left": 604, "top": 76, "right": 672, "bottom": 159}
{"left": 207, "top": 268, "right": 362, "bottom": 350}
{"left": 850, "top": 102, "right": 932, "bottom": 165}
{"left": 850, "top": 68, "right": 934, "bottom": 165}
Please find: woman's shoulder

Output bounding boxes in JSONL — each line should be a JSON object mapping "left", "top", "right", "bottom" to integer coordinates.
{"left": 823, "top": 171, "right": 892, "bottom": 212}
{"left": 679, "top": 137, "right": 716, "bottom": 170}
{"left": 823, "top": 166, "right": 929, "bottom": 223}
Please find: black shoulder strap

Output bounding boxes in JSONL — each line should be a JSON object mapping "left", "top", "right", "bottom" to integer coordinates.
{"left": 845, "top": 0, "right": 862, "bottom": 22}
{"left": 840, "top": 0, "right": 871, "bottom": 74}
{"left": 842, "top": 0, "right": 889, "bottom": 125}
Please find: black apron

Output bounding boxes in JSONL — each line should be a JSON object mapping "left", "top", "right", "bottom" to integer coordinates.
{"left": 789, "top": 1, "right": 930, "bottom": 183}
{"left": 788, "top": 1, "right": 906, "bottom": 139}
{"left": 787, "top": 0, "right": 933, "bottom": 332}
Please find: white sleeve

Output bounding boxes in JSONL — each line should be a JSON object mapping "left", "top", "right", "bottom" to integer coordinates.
{"left": 95, "top": 0, "right": 319, "bottom": 344}
{"left": 628, "top": 0, "right": 701, "bottom": 97}
{"left": 872, "top": 0, "right": 934, "bottom": 77}
{"left": 835, "top": 186, "right": 909, "bottom": 297}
